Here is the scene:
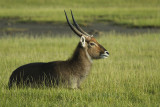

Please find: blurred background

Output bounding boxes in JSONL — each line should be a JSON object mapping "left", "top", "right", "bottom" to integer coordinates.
{"left": 0, "top": 0, "right": 160, "bottom": 36}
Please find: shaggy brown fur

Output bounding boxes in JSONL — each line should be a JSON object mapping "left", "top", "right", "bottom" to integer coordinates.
{"left": 8, "top": 43, "right": 91, "bottom": 88}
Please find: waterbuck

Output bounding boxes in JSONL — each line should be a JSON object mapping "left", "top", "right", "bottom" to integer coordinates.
{"left": 8, "top": 10, "right": 109, "bottom": 89}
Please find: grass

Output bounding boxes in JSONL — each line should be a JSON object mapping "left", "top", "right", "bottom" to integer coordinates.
{"left": 0, "top": 33, "right": 160, "bottom": 106}
{"left": 0, "top": 0, "right": 160, "bottom": 27}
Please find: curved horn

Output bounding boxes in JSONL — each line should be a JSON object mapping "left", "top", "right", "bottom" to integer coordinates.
{"left": 70, "top": 10, "right": 91, "bottom": 36}
{"left": 64, "top": 10, "right": 84, "bottom": 37}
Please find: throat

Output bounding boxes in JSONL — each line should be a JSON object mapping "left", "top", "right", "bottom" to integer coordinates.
{"left": 84, "top": 48, "right": 92, "bottom": 64}
{"left": 68, "top": 45, "right": 92, "bottom": 68}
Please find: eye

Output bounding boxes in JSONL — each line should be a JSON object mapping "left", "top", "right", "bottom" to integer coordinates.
{"left": 89, "top": 42, "right": 95, "bottom": 46}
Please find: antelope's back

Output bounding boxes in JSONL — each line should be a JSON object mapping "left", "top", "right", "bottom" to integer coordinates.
{"left": 8, "top": 61, "right": 62, "bottom": 88}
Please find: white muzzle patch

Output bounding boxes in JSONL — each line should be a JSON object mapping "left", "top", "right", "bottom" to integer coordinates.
{"left": 100, "top": 51, "right": 109, "bottom": 59}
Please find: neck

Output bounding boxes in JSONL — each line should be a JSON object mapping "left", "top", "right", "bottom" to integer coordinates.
{"left": 68, "top": 43, "right": 92, "bottom": 70}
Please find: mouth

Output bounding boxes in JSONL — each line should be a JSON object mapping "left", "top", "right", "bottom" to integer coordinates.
{"left": 100, "top": 54, "right": 109, "bottom": 59}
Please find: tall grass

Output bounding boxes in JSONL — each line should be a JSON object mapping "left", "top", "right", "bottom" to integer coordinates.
{"left": 0, "top": 0, "right": 159, "bottom": 27}
{"left": 0, "top": 33, "right": 160, "bottom": 106}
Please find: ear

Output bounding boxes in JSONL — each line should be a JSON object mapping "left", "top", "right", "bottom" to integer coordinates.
{"left": 80, "top": 36, "right": 86, "bottom": 47}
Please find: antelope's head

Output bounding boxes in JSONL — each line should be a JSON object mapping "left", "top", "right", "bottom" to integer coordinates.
{"left": 64, "top": 10, "right": 109, "bottom": 59}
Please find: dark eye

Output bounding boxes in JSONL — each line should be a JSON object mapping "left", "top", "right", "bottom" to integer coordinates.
{"left": 90, "top": 42, "right": 95, "bottom": 46}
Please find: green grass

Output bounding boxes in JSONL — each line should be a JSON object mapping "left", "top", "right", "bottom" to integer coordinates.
{"left": 0, "top": 33, "right": 160, "bottom": 106}
{"left": 0, "top": 0, "right": 160, "bottom": 27}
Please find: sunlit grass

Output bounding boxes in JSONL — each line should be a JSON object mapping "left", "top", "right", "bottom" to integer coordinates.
{"left": 0, "top": 33, "right": 160, "bottom": 106}
{"left": 0, "top": 0, "right": 159, "bottom": 27}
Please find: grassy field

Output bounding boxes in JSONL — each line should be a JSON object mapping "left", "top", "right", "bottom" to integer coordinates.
{"left": 0, "top": 0, "right": 160, "bottom": 27}
{"left": 0, "top": 33, "right": 160, "bottom": 106}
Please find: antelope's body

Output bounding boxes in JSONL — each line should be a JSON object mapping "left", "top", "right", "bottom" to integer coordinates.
{"left": 8, "top": 10, "right": 109, "bottom": 89}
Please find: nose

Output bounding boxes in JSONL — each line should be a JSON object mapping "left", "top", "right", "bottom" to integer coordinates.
{"left": 105, "top": 51, "right": 109, "bottom": 55}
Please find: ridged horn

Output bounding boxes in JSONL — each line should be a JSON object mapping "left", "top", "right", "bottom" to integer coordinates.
{"left": 70, "top": 10, "right": 91, "bottom": 36}
{"left": 64, "top": 10, "right": 84, "bottom": 37}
